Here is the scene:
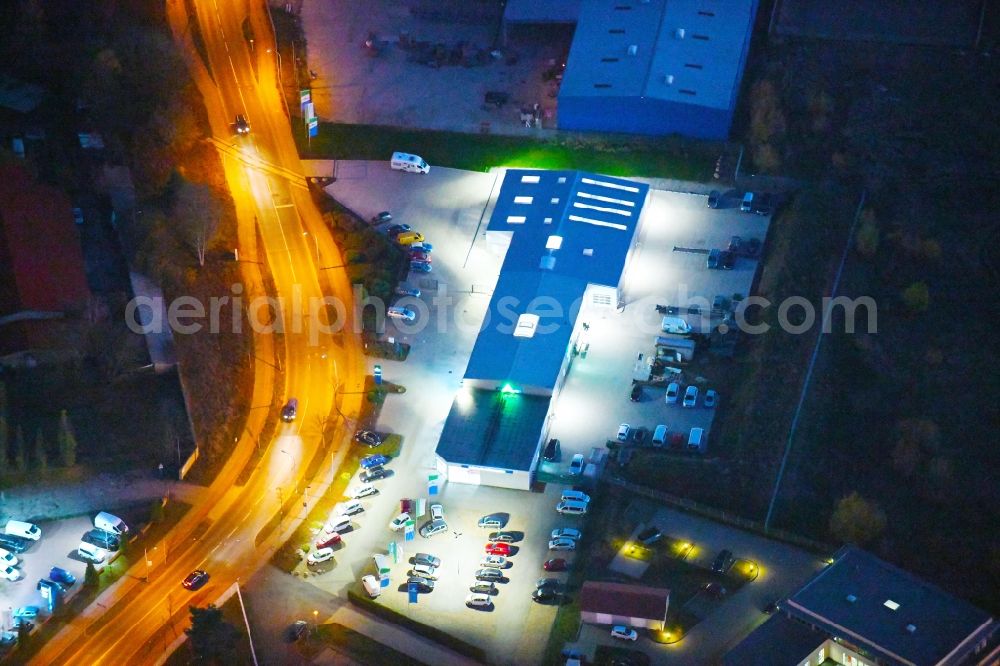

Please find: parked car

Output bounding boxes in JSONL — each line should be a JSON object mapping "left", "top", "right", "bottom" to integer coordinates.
{"left": 360, "top": 466, "right": 388, "bottom": 483}
{"left": 532, "top": 587, "right": 559, "bottom": 603}
{"left": 315, "top": 533, "right": 342, "bottom": 549}
{"left": 707, "top": 190, "right": 721, "bottom": 208}
{"left": 409, "top": 250, "right": 431, "bottom": 262}
{"left": 556, "top": 500, "right": 588, "bottom": 516}
{"left": 307, "top": 548, "right": 335, "bottom": 565}
{"left": 488, "top": 531, "right": 517, "bottom": 543}
{"left": 419, "top": 519, "right": 448, "bottom": 538}
{"left": 386, "top": 224, "right": 411, "bottom": 238}
{"left": 49, "top": 567, "right": 75, "bottom": 586}
{"left": 387, "top": 306, "right": 416, "bottom": 321}
{"left": 720, "top": 250, "right": 736, "bottom": 270}
{"left": 665, "top": 382, "right": 680, "bottom": 404}
{"left": 0, "top": 548, "right": 17, "bottom": 567}
{"left": 544, "top": 558, "right": 567, "bottom": 572}
{"left": 630, "top": 384, "right": 643, "bottom": 402}
{"left": 470, "top": 581, "right": 496, "bottom": 594}
{"left": 406, "top": 576, "right": 434, "bottom": 593}
{"left": 0, "top": 535, "right": 28, "bottom": 554}
{"left": 361, "top": 574, "right": 381, "bottom": 598}
{"left": 412, "top": 553, "right": 441, "bottom": 568}
{"left": 536, "top": 578, "right": 561, "bottom": 591}
{"left": 281, "top": 398, "right": 298, "bottom": 422}
{"left": 712, "top": 549, "right": 736, "bottom": 574}
{"left": 389, "top": 513, "right": 411, "bottom": 531}
{"left": 485, "top": 542, "right": 511, "bottom": 556}
{"left": 410, "top": 260, "right": 432, "bottom": 273}
{"left": 394, "top": 285, "right": 421, "bottom": 298}
{"left": 335, "top": 500, "right": 364, "bottom": 516}
{"left": 551, "top": 528, "right": 581, "bottom": 541}
{"left": 703, "top": 582, "right": 728, "bottom": 598}
{"left": 560, "top": 490, "right": 590, "bottom": 504}
{"left": 740, "top": 191, "right": 755, "bottom": 212}
{"left": 616, "top": 423, "right": 631, "bottom": 442}
{"left": 744, "top": 237, "right": 762, "bottom": 257}
{"left": 542, "top": 438, "right": 561, "bottom": 462}
{"left": 353, "top": 430, "right": 385, "bottom": 447}
{"left": 348, "top": 484, "right": 378, "bottom": 499}
{"left": 72, "top": 207, "right": 84, "bottom": 225}
{"left": 704, "top": 389, "right": 718, "bottom": 408}
{"left": 707, "top": 249, "right": 722, "bottom": 269}
{"left": 475, "top": 568, "right": 503, "bottom": 581}
{"left": 0, "top": 567, "right": 20, "bottom": 582}
{"left": 409, "top": 563, "right": 438, "bottom": 580}
{"left": 477, "top": 515, "right": 504, "bottom": 529}
{"left": 360, "top": 453, "right": 389, "bottom": 469}
{"left": 750, "top": 193, "right": 773, "bottom": 215}
{"left": 324, "top": 515, "right": 352, "bottom": 534}
{"left": 611, "top": 625, "right": 638, "bottom": 641}
{"left": 370, "top": 211, "right": 392, "bottom": 225}
{"left": 430, "top": 504, "right": 445, "bottom": 520}
{"left": 633, "top": 427, "right": 647, "bottom": 445}
{"left": 465, "top": 593, "right": 492, "bottom": 608}
{"left": 84, "top": 529, "right": 120, "bottom": 551}
{"left": 568, "top": 454, "right": 585, "bottom": 475}
{"left": 683, "top": 385, "right": 699, "bottom": 407}
{"left": 12, "top": 607, "right": 37, "bottom": 619}
{"left": 182, "top": 570, "right": 209, "bottom": 590}
{"left": 548, "top": 538, "right": 576, "bottom": 551}
{"left": 637, "top": 526, "right": 662, "bottom": 545}
{"left": 481, "top": 555, "right": 507, "bottom": 569}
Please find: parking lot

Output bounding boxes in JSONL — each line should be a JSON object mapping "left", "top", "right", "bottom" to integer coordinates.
{"left": 301, "top": 0, "right": 573, "bottom": 134}
{"left": 315, "top": 161, "right": 774, "bottom": 661}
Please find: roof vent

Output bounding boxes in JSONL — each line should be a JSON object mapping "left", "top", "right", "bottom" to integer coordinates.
{"left": 539, "top": 255, "right": 556, "bottom": 271}
{"left": 664, "top": 74, "right": 674, "bottom": 85}
{"left": 906, "top": 624, "right": 917, "bottom": 634}
{"left": 675, "top": 28, "right": 685, "bottom": 39}
{"left": 582, "top": 248, "right": 594, "bottom": 257}
{"left": 627, "top": 44, "right": 638, "bottom": 56}
{"left": 513, "top": 314, "right": 540, "bottom": 338}
{"left": 884, "top": 599, "right": 900, "bottom": 611}
{"left": 846, "top": 594, "right": 857, "bottom": 603}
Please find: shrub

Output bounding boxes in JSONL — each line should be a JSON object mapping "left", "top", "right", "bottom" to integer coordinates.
{"left": 829, "top": 492, "right": 886, "bottom": 546}
{"left": 901, "top": 282, "right": 930, "bottom": 312}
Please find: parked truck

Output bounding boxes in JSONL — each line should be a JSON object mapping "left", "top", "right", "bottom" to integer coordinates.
{"left": 655, "top": 335, "right": 696, "bottom": 361}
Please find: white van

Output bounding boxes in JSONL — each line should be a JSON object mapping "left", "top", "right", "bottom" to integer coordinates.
{"left": 560, "top": 490, "right": 591, "bottom": 504}
{"left": 95, "top": 512, "right": 129, "bottom": 535}
{"left": 556, "top": 500, "right": 588, "bottom": 516}
{"left": 652, "top": 425, "right": 668, "bottom": 446}
{"left": 5, "top": 520, "right": 41, "bottom": 541}
{"left": 77, "top": 542, "right": 106, "bottom": 563}
{"left": 390, "top": 152, "right": 430, "bottom": 174}
{"left": 687, "top": 427, "right": 705, "bottom": 452}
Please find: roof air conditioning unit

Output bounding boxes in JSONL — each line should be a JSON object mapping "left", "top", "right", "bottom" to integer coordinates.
{"left": 846, "top": 594, "right": 858, "bottom": 603}
{"left": 628, "top": 44, "right": 638, "bottom": 56}
{"left": 906, "top": 624, "right": 917, "bottom": 633}
{"left": 675, "top": 28, "right": 685, "bottom": 39}
{"left": 664, "top": 74, "right": 674, "bottom": 85}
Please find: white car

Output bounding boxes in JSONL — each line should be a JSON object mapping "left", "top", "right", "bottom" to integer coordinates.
{"left": 548, "top": 538, "right": 576, "bottom": 551}
{"left": 665, "top": 382, "right": 680, "bottom": 404}
{"left": 335, "top": 500, "right": 364, "bottom": 516}
{"left": 568, "top": 454, "right": 585, "bottom": 475}
{"left": 661, "top": 316, "right": 692, "bottom": 334}
{"left": 307, "top": 548, "right": 335, "bottom": 565}
{"left": 466, "top": 593, "right": 493, "bottom": 608}
{"left": 481, "top": 555, "right": 507, "bottom": 569}
{"left": 616, "top": 423, "right": 631, "bottom": 442}
{"left": 560, "top": 490, "right": 590, "bottom": 504}
{"left": 0, "top": 566, "right": 19, "bottom": 582}
{"left": 611, "top": 625, "right": 638, "bottom": 641}
{"left": 361, "top": 574, "right": 381, "bottom": 598}
{"left": 324, "top": 515, "right": 352, "bottom": 534}
{"left": 349, "top": 484, "right": 378, "bottom": 499}
{"left": 387, "top": 306, "right": 416, "bottom": 321}
{"left": 551, "top": 528, "right": 581, "bottom": 541}
{"left": 683, "top": 385, "right": 699, "bottom": 407}
{"left": 430, "top": 503, "right": 444, "bottom": 520}
{"left": 0, "top": 548, "right": 18, "bottom": 567}
{"left": 390, "top": 512, "right": 411, "bottom": 531}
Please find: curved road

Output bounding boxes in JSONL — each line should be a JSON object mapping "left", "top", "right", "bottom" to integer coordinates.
{"left": 30, "top": 0, "right": 365, "bottom": 663}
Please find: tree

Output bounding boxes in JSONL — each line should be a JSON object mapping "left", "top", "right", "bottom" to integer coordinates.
{"left": 901, "top": 282, "right": 930, "bottom": 313}
{"left": 749, "top": 79, "right": 786, "bottom": 149}
{"left": 829, "top": 492, "right": 886, "bottom": 546}
{"left": 57, "top": 409, "right": 78, "bottom": 467}
{"left": 84, "top": 561, "right": 99, "bottom": 588}
{"left": 185, "top": 605, "right": 240, "bottom": 663}
{"left": 150, "top": 500, "right": 165, "bottom": 523}
{"left": 14, "top": 426, "right": 27, "bottom": 473}
{"left": 855, "top": 209, "right": 879, "bottom": 258}
{"left": 172, "top": 178, "right": 221, "bottom": 267}
{"left": 34, "top": 429, "right": 48, "bottom": 472}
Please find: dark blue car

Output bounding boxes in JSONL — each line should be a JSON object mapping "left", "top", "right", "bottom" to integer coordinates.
{"left": 360, "top": 454, "right": 389, "bottom": 469}
{"left": 48, "top": 567, "right": 76, "bottom": 586}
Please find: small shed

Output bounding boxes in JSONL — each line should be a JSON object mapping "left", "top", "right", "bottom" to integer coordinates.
{"left": 579, "top": 581, "right": 670, "bottom": 631}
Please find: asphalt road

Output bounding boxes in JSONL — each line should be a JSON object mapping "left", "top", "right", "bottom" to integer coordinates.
{"left": 29, "top": 1, "right": 365, "bottom": 663}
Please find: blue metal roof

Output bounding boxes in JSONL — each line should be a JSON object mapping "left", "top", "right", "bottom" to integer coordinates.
{"left": 435, "top": 389, "right": 551, "bottom": 471}
{"left": 503, "top": 0, "right": 581, "bottom": 23}
{"left": 464, "top": 169, "right": 647, "bottom": 391}
{"left": 785, "top": 547, "right": 996, "bottom": 666}
{"left": 560, "top": 0, "right": 757, "bottom": 111}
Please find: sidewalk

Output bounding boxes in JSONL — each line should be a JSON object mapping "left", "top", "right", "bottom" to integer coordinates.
{"left": 0, "top": 470, "right": 208, "bottom": 523}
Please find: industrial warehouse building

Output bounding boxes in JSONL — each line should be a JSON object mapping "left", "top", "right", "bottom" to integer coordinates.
{"left": 504, "top": 0, "right": 759, "bottom": 139}
{"left": 434, "top": 169, "right": 649, "bottom": 490}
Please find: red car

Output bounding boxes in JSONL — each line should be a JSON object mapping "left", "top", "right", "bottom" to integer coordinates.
{"left": 543, "top": 558, "right": 567, "bottom": 572}
{"left": 409, "top": 250, "right": 432, "bottom": 262}
{"left": 485, "top": 542, "right": 511, "bottom": 556}
{"left": 315, "top": 533, "right": 343, "bottom": 549}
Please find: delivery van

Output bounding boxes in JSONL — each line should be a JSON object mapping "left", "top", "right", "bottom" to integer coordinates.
{"left": 5, "top": 521, "right": 41, "bottom": 541}
{"left": 687, "top": 427, "right": 705, "bottom": 452}
{"left": 652, "top": 425, "right": 667, "bottom": 446}
{"left": 390, "top": 152, "right": 430, "bottom": 174}
{"left": 95, "top": 512, "right": 129, "bottom": 535}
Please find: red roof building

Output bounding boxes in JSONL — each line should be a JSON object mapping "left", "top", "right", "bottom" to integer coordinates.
{"left": 579, "top": 581, "right": 671, "bottom": 631}
{"left": 0, "top": 164, "right": 90, "bottom": 353}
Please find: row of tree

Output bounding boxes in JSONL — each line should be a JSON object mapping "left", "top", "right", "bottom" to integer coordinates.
{"left": 0, "top": 384, "right": 78, "bottom": 473}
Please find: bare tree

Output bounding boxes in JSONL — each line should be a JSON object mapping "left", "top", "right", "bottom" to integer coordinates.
{"left": 172, "top": 178, "right": 220, "bottom": 267}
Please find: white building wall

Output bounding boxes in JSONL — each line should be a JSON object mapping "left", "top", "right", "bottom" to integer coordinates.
{"left": 442, "top": 460, "right": 531, "bottom": 491}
